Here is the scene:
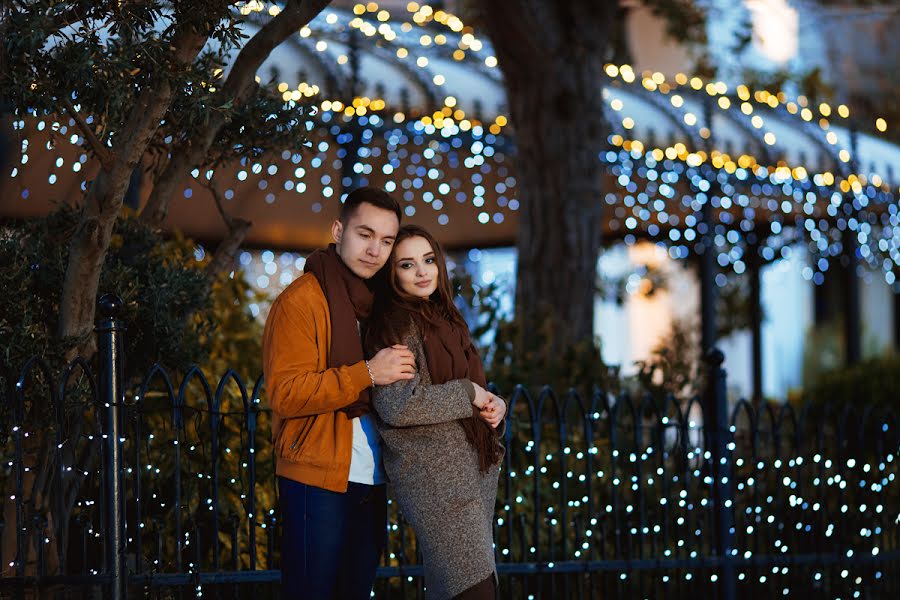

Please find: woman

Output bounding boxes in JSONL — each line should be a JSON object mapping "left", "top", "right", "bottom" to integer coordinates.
{"left": 366, "top": 225, "right": 507, "bottom": 599}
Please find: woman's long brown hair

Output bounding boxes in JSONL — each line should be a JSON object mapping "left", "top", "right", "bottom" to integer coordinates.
{"left": 366, "top": 225, "right": 502, "bottom": 473}
{"left": 365, "top": 225, "right": 467, "bottom": 353}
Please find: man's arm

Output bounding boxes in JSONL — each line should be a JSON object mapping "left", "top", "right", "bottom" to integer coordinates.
{"left": 263, "top": 299, "right": 371, "bottom": 418}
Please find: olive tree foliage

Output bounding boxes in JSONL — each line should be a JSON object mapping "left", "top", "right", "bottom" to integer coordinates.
{"left": 0, "top": 0, "right": 329, "bottom": 576}
{"left": 0, "top": 0, "right": 329, "bottom": 360}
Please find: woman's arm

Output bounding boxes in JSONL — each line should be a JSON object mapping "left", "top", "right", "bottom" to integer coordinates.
{"left": 372, "top": 332, "right": 476, "bottom": 427}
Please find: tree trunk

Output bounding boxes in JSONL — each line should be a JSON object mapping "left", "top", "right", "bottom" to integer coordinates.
{"left": 481, "top": 1, "right": 614, "bottom": 355}
{"left": 58, "top": 31, "right": 207, "bottom": 359}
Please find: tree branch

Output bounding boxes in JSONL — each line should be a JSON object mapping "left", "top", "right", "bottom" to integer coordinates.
{"left": 204, "top": 179, "right": 251, "bottom": 276}
{"left": 140, "top": 0, "right": 330, "bottom": 227}
{"left": 61, "top": 97, "right": 114, "bottom": 170}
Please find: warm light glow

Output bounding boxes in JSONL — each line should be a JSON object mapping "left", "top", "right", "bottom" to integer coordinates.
{"left": 745, "top": 0, "right": 798, "bottom": 64}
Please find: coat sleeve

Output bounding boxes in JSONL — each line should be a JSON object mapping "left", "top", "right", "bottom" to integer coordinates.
{"left": 262, "top": 296, "right": 371, "bottom": 418}
{"left": 372, "top": 333, "right": 476, "bottom": 428}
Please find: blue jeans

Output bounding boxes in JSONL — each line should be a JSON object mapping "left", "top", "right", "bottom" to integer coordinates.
{"left": 278, "top": 477, "right": 386, "bottom": 600}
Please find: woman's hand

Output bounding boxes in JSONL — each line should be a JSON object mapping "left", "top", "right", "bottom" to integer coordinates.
{"left": 471, "top": 382, "right": 492, "bottom": 409}
{"left": 479, "top": 394, "right": 506, "bottom": 429}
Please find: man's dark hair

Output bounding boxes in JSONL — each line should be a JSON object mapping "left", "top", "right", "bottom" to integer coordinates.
{"left": 339, "top": 186, "right": 402, "bottom": 224}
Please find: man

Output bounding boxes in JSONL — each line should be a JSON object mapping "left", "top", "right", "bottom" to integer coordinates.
{"left": 263, "top": 186, "right": 416, "bottom": 599}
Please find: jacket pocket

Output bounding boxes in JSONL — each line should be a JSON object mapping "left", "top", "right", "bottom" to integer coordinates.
{"left": 277, "top": 417, "right": 315, "bottom": 461}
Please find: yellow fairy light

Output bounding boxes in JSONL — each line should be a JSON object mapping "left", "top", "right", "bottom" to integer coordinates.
{"left": 321, "top": 100, "right": 332, "bottom": 111}
{"left": 839, "top": 149, "right": 850, "bottom": 162}
{"left": 484, "top": 56, "right": 498, "bottom": 68}
{"left": 277, "top": 82, "right": 289, "bottom": 93}
{"left": 605, "top": 64, "right": 619, "bottom": 77}
{"left": 690, "top": 77, "right": 703, "bottom": 90}
{"left": 764, "top": 132, "right": 776, "bottom": 145}
{"left": 420, "top": 34, "right": 432, "bottom": 46}
{"left": 826, "top": 131, "right": 838, "bottom": 144}
{"left": 393, "top": 112, "right": 405, "bottom": 123}
{"left": 433, "top": 74, "right": 445, "bottom": 85}
{"left": 737, "top": 85, "right": 750, "bottom": 101}
{"left": 766, "top": 95, "right": 778, "bottom": 108}
{"left": 700, "top": 127, "right": 711, "bottom": 139}
{"left": 751, "top": 115, "right": 764, "bottom": 129}
{"left": 741, "top": 102, "right": 753, "bottom": 115}
{"left": 489, "top": 123, "right": 501, "bottom": 135}
{"left": 397, "top": 47, "right": 408, "bottom": 58}
{"left": 416, "top": 56, "right": 429, "bottom": 68}
{"left": 652, "top": 72, "right": 665, "bottom": 84}
{"left": 377, "top": 10, "right": 389, "bottom": 21}
{"left": 326, "top": 13, "right": 338, "bottom": 24}
{"left": 337, "top": 55, "right": 348, "bottom": 65}
{"left": 819, "top": 103, "right": 831, "bottom": 117}
{"left": 435, "top": 34, "right": 447, "bottom": 45}
{"left": 611, "top": 98, "right": 624, "bottom": 111}
{"left": 366, "top": 2, "right": 378, "bottom": 11}
{"left": 718, "top": 97, "right": 731, "bottom": 110}
{"left": 444, "top": 96, "right": 457, "bottom": 108}
{"left": 622, "top": 117, "right": 635, "bottom": 129}
{"left": 876, "top": 118, "right": 887, "bottom": 132}
{"left": 684, "top": 113, "right": 697, "bottom": 126}
{"left": 496, "top": 115, "right": 508, "bottom": 127}
{"left": 315, "top": 41, "right": 327, "bottom": 52}
{"left": 797, "top": 95, "right": 808, "bottom": 107}
{"left": 800, "top": 108, "right": 813, "bottom": 121}
{"left": 665, "top": 146, "right": 677, "bottom": 160}
{"left": 838, "top": 104, "right": 849, "bottom": 118}
{"left": 300, "top": 26, "right": 311, "bottom": 38}
{"left": 406, "top": 2, "right": 419, "bottom": 11}
{"left": 670, "top": 95, "right": 684, "bottom": 108}
{"left": 705, "top": 83, "right": 717, "bottom": 96}
{"left": 819, "top": 118, "right": 829, "bottom": 129}
{"left": 268, "top": 5, "right": 281, "bottom": 16}
{"left": 453, "top": 109, "right": 465, "bottom": 120}
{"left": 355, "top": 3, "right": 367, "bottom": 15}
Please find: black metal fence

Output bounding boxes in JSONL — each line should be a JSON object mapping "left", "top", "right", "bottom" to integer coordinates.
{"left": 1, "top": 298, "right": 898, "bottom": 599}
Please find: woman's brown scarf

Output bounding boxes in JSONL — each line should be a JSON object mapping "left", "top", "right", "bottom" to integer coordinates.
{"left": 420, "top": 316, "right": 503, "bottom": 473}
{"left": 304, "top": 244, "right": 373, "bottom": 418}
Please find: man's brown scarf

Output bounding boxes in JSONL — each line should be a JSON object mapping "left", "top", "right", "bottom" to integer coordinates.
{"left": 304, "top": 244, "right": 373, "bottom": 418}
{"left": 420, "top": 317, "right": 503, "bottom": 473}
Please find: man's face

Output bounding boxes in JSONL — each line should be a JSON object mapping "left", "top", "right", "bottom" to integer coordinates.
{"left": 332, "top": 202, "right": 400, "bottom": 279}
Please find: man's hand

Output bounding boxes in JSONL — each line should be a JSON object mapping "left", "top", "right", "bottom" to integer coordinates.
{"left": 479, "top": 394, "right": 506, "bottom": 429}
{"left": 368, "top": 345, "right": 415, "bottom": 385}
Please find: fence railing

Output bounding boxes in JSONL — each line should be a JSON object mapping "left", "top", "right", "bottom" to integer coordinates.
{"left": 0, "top": 296, "right": 898, "bottom": 599}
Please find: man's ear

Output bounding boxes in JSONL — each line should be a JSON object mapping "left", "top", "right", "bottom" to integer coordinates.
{"left": 331, "top": 219, "right": 343, "bottom": 244}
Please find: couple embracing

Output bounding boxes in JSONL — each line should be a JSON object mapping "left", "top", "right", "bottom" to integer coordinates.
{"left": 262, "top": 186, "right": 507, "bottom": 600}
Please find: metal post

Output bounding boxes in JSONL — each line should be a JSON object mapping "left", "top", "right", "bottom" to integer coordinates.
{"left": 705, "top": 348, "right": 735, "bottom": 600}
{"left": 748, "top": 240, "right": 763, "bottom": 403}
{"left": 843, "top": 237, "right": 861, "bottom": 365}
{"left": 96, "top": 294, "right": 127, "bottom": 600}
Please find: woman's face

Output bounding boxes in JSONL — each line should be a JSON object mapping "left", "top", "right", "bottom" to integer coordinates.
{"left": 393, "top": 236, "right": 439, "bottom": 298}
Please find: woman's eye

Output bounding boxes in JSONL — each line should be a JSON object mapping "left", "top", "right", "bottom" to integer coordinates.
{"left": 425, "top": 257, "right": 435, "bottom": 264}
{"left": 399, "top": 262, "right": 413, "bottom": 269}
